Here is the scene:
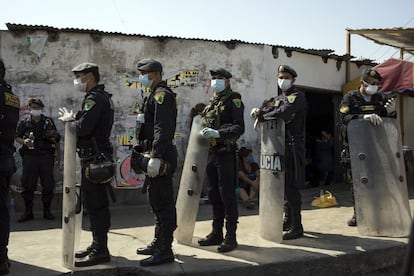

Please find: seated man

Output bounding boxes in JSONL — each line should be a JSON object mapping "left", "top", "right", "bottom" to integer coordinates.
{"left": 236, "top": 147, "right": 259, "bottom": 209}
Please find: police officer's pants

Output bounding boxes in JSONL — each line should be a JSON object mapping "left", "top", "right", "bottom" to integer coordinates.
{"left": 81, "top": 168, "right": 111, "bottom": 252}
{"left": 0, "top": 155, "right": 14, "bottom": 262}
{"left": 285, "top": 142, "right": 305, "bottom": 217}
{"left": 206, "top": 150, "right": 238, "bottom": 234}
{"left": 147, "top": 146, "right": 177, "bottom": 250}
{"left": 21, "top": 154, "right": 55, "bottom": 206}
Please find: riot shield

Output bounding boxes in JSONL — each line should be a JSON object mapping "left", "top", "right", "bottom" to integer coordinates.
{"left": 348, "top": 118, "right": 411, "bottom": 237}
{"left": 62, "top": 122, "right": 83, "bottom": 269}
{"left": 175, "top": 115, "right": 210, "bottom": 244}
{"left": 259, "top": 119, "right": 285, "bottom": 242}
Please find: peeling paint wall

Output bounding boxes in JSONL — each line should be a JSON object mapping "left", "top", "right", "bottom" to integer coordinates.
{"left": 0, "top": 29, "right": 362, "bottom": 194}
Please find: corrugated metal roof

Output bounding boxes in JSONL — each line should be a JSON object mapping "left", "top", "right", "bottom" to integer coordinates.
{"left": 5, "top": 23, "right": 360, "bottom": 63}
{"left": 347, "top": 27, "right": 414, "bottom": 56}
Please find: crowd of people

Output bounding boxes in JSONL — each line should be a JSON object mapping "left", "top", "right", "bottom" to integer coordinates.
{"left": 0, "top": 56, "right": 398, "bottom": 274}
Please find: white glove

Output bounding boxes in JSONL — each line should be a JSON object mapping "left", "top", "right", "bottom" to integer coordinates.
{"left": 147, "top": 158, "right": 161, "bottom": 178}
{"left": 385, "top": 97, "right": 396, "bottom": 114}
{"left": 250, "top": 107, "right": 260, "bottom": 119}
{"left": 58, "top": 107, "right": 75, "bottom": 122}
{"left": 200, "top": 127, "right": 220, "bottom": 138}
{"left": 363, "top": 114, "right": 383, "bottom": 125}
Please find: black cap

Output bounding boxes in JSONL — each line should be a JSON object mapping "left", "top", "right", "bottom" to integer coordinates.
{"left": 72, "top": 62, "right": 99, "bottom": 73}
{"left": 277, "top": 65, "right": 298, "bottom": 78}
{"left": 137, "top": 58, "right": 163, "bottom": 72}
{"left": 28, "top": 98, "right": 44, "bottom": 107}
{"left": 361, "top": 68, "right": 382, "bottom": 81}
{"left": 278, "top": 65, "right": 297, "bottom": 78}
{"left": 210, "top": 68, "right": 232, "bottom": 79}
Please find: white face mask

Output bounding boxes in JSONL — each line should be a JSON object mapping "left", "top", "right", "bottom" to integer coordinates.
{"left": 30, "top": 109, "right": 42, "bottom": 116}
{"left": 74, "top": 78, "right": 87, "bottom": 92}
{"left": 211, "top": 79, "right": 226, "bottom": 93}
{"left": 365, "top": 84, "right": 378, "bottom": 95}
{"left": 278, "top": 79, "right": 292, "bottom": 91}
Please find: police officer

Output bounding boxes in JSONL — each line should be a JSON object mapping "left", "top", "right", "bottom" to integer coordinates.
{"left": 198, "top": 68, "right": 244, "bottom": 252}
{"left": 0, "top": 59, "right": 19, "bottom": 275}
{"left": 59, "top": 62, "right": 114, "bottom": 267}
{"left": 251, "top": 65, "right": 307, "bottom": 240}
{"left": 16, "top": 98, "right": 61, "bottom": 222}
{"left": 133, "top": 58, "right": 178, "bottom": 266}
{"left": 338, "top": 68, "right": 396, "bottom": 227}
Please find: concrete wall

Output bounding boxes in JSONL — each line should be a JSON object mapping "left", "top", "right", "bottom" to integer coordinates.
{"left": 0, "top": 29, "right": 367, "bottom": 203}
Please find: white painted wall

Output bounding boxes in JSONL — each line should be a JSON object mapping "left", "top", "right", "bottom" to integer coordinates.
{"left": 2, "top": 29, "right": 387, "bottom": 191}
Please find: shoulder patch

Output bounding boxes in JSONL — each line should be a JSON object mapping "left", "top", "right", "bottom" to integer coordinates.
{"left": 287, "top": 95, "right": 296, "bottom": 104}
{"left": 4, "top": 92, "right": 20, "bottom": 108}
{"left": 232, "top": 98, "right": 241, "bottom": 108}
{"left": 274, "top": 100, "right": 281, "bottom": 107}
{"left": 84, "top": 99, "right": 96, "bottom": 111}
{"left": 339, "top": 104, "right": 349, "bottom": 114}
{"left": 154, "top": 91, "right": 165, "bottom": 105}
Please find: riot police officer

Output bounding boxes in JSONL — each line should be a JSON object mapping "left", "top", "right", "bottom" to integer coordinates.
{"left": 132, "top": 58, "right": 178, "bottom": 267}
{"left": 0, "top": 59, "right": 19, "bottom": 275}
{"left": 339, "top": 68, "right": 396, "bottom": 227}
{"left": 198, "top": 68, "right": 245, "bottom": 253}
{"left": 16, "top": 98, "right": 60, "bottom": 222}
{"left": 251, "top": 65, "right": 307, "bottom": 240}
{"left": 59, "top": 62, "right": 114, "bottom": 267}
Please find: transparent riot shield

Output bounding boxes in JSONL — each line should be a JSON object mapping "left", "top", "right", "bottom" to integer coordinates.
{"left": 175, "top": 115, "right": 210, "bottom": 245}
{"left": 62, "top": 122, "right": 83, "bottom": 269}
{"left": 259, "top": 119, "right": 285, "bottom": 242}
{"left": 348, "top": 118, "right": 411, "bottom": 237}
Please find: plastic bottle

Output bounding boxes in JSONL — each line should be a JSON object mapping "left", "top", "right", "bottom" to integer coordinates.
{"left": 9, "top": 198, "right": 16, "bottom": 218}
{"left": 28, "top": 132, "right": 35, "bottom": 149}
{"left": 319, "top": 189, "right": 325, "bottom": 203}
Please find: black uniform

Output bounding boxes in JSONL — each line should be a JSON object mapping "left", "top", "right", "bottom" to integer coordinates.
{"left": 138, "top": 81, "right": 177, "bottom": 254}
{"left": 338, "top": 89, "right": 393, "bottom": 223}
{"left": 259, "top": 86, "right": 307, "bottom": 231}
{"left": 339, "top": 89, "right": 389, "bottom": 144}
{"left": 0, "top": 80, "right": 19, "bottom": 267}
{"left": 16, "top": 114, "right": 60, "bottom": 212}
{"left": 76, "top": 84, "right": 114, "bottom": 254}
{"left": 201, "top": 86, "right": 244, "bottom": 242}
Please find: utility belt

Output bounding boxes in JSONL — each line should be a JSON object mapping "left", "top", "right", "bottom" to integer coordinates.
{"left": 20, "top": 148, "right": 54, "bottom": 156}
{"left": 209, "top": 138, "right": 237, "bottom": 153}
{"left": 77, "top": 143, "right": 112, "bottom": 160}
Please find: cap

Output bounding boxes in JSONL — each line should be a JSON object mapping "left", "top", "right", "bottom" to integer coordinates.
{"left": 361, "top": 68, "right": 382, "bottom": 81}
{"left": 28, "top": 98, "right": 44, "bottom": 107}
{"left": 278, "top": 65, "right": 297, "bottom": 78}
{"left": 209, "top": 68, "right": 232, "bottom": 79}
{"left": 72, "top": 62, "right": 99, "bottom": 73}
{"left": 137, "top": 58, "right": 163, "bottom": 72}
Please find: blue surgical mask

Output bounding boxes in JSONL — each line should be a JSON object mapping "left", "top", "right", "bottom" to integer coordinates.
{"left": 247, "top": 156, "right": 254, "bottom": 164}
{"left": 139, "top": 74, "right": 153, "bottom": 88}
{"left": 211, "top": 79, "right": 226, "bottom": 93}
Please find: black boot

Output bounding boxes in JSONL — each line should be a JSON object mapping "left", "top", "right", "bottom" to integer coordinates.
{"left": 17, "top": 200, "right": 33, "bottom": 223}
{"left": 217, "top": 222, "right": 237, "bottom": 253}
{"left": 282, "top": 204, "right": 292, "bottom": 231}
{"left": 43, "top": 202, "right": 55, "bottom": 220}
{"left": 0, "top": 261, "right": 9, "bottom": 276}
{"left": 74, "top": 249, "right": 110, "bottom": 267}
{"left": 74, "top": 233, "right": 110, "bottom": 267}
{"left": 140, "top": 230, "right": 174, "bottom": 266}
{"left": 75, "top": 245, "right": 94, "bottom": 258}
{"left": 0, "top": 255, "right": 9, "bottom": 276}
{"left": 137, "top": 225, "right": 160, "bottom": 255}
{"left": 198, "top": 221, "right": 223, "bottom": 246}
{"left": 283, "top": 214, "right": 304, "bottom": 240}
